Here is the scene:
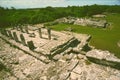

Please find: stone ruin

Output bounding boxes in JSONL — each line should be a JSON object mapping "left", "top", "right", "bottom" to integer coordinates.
{"left": 55, "top": 16, "right": 109, "bottom": 28}
{"left": 74, "top": 18, "right": 108, "bottom": 28}
{"left": 92, "top": 14, "right": 106, "bottom": 18}
{"left": 0, "top": 25, "right": 91, "bottom": 63}
{"left": 0, "top": 25, "right": 120, "bottom": 80}
{"left": 0, "top": 25, "right": 120, "bottom": 66}
{"left": 86, "top": 49, "right": 120, "bottom": 69}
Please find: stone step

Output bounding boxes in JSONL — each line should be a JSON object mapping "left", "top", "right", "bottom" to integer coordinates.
{"left": 50, "top": 37, "right": 80, "bottom": 56}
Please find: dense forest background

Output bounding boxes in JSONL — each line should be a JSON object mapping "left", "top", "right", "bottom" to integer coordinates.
{"left": 0, "top": 5, "right": 120, "bottom": 28}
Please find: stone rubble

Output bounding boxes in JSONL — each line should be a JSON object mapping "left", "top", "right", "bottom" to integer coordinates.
{"left": 0, "top": 26, "right": 120, "bottom": 80}
{"left": 0, "top": 38, "right": 120, "bottom": 80}
{"left": 55, "top": 16, "right": 108, "bottom": 28}
{"left": 86, "top": 49, "right": 120, "bottom": 62}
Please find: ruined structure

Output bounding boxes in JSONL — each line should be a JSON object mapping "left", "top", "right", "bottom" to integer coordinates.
{"left": 86, "top": 49, "right": 120, "bottom": 69}
{"left": 55, "top": 16, "right": 109, "bottom": 28}
{"left": 74, "top": 18, "right": 108, "bottom": 28}
{"left": 0, "top": 25, "right": 120, "bottom": 80}
{"left": 0, "top": 26, "right": 90, "bottom": 62}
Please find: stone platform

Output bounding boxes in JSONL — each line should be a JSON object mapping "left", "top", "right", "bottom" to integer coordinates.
{"left": 0, "top": 38, "right": 120, "bottom": 80}
{"left": 0, "top": 26, "right": 90, "bottom": 63}
{"left": 1, "top": 26, "right": 120, "bottom": 80}
{"left": 9, "top": 28, "right": 76, "bottom": 55}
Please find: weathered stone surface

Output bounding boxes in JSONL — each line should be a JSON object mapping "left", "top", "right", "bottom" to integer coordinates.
{"left": 1, "top": 27, "right": 88, "bottom": 56}
{"left": 86, "top": 49, "right": 120, "bottom": 69}
{"left": 0, "top": 25, "right": 120, "bottom": 80}
{"left": 38, "top": 28, "right": 42, "bottom": 38}
{"left": 47, "top": 28, "right": 51, "bottom": 40}
{"left": 53, "top": 54, "right": 62, "bottom": 61}
{"left": 25, "top": 26, "right": 29, "bottom": 34}
{"left": 19, "top": 26, "right": 24, "bottom": 32}
{"left": 40, "top": 76, "right": 47, "bottom": 80}
{"left": 55, "top": 16, "right": 108, "bottom": 28}
{"left": 77, "top": 54, "right": 85, "bottom": 60}
{"left": 92, "top": 14, "right": 106, "bottom": 18}
{"left": 67, "top": 59, "right": 79, "bottom": 71}
{"left": 0, "top": 37, "right": 120, "bottom": 80}
{"left": 63, "top": 53, "right": 74, "bottom": 61}
{"left": 86, "top": 49, "right": 120, "bottom": 62}
{"left": 29, "top": 33, "right": 36, "bottom": 38}
{"left": 70, "top": 72, "right": 80, "bottom": 80}
{"left": 59, "top": 72, "right": 70, "bottom": 80}
{"left": 8, "top": 30, "right": 14, "bottom": 39}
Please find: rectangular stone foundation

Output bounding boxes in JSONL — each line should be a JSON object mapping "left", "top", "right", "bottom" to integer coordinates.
{"left": 0, "top": 27, "right": 81, "bottom": 62}
{"left": 0, "top": 26, "right": 90, "bottom": 62}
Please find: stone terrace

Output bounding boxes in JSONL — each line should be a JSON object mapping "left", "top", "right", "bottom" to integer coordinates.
{"left": 9, "top": 28, "right": 74, "bottom": 55}
{"left": 0, "top": 26, "right": 90, "bottom": 63}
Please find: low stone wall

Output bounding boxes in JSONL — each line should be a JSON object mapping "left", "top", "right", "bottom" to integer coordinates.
{"left": 86, "top": 49, "right": 120, "bottom": 69}
{"left": 50, "top": 37, "right": 80, "bottom": 56}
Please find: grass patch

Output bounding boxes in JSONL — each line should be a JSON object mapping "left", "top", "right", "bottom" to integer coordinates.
{"left": 49, "top": 14, "right": 120, "bottom": 58}
{"left": 85, "top": 60, "right": 91, "bottom": 65}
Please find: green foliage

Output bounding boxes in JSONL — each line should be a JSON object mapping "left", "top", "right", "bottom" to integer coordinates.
{"left": 44, "top": 22, "right": 58, "bottom": 26}
{"left": 0, "top": 62, "right": 11, "bottom": 72}
{"left": 85, "top": 60, "right": 91, "bottom": 65}
{"left": 0, "top": 5, "right": 120, "bottom": 28}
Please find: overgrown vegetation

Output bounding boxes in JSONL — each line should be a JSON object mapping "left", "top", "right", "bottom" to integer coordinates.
{"left": 0, "top": 62, "right": 11, "bottom": 79}
{"left": 0, "top": 5, "right": 120, "bottom": 28}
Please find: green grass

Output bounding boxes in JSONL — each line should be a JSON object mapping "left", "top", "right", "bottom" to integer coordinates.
{"left": 49, "top": 14, "right": 120, "bottom": 58}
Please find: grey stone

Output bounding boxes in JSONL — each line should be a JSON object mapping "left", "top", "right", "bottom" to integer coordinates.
{"left": 47, "top": 28, "right": 51, "bottom": 40}
{"left": 50, "top": 75, "right": 59, "bottom": 80}
{"left": 29, "top": 33, "right": 36, "bottom": 38}
{"left": 86, "top": 49, "right": 120, "bottom": 69}
{"left": 59, "top": 72, "right": 71, "bottom": 80}
{"left": 25, "top": 26, "right": 29, "bottom": 34}
{"left": 5, "top": 30, "right": 9, "bottom": 37}
{"left": 64, "top": 53, "right": 74, "bottom": 61}
{"left": 40, "top": 76, "right": 47, "bottom": 80}
{"left": 67, "top": 60, "right": 79, "bottom": 71}
{"left": 38, "top": 28, "right": 42, "bottom": 38}
{"left": 8, "top": 30, "right": 14, "bottom": 39}
{"left": 53, "top": 54, "right": 61, "bottom": 61}
{"left": 19, "top": 26, "right": 24, "bottom": 32}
